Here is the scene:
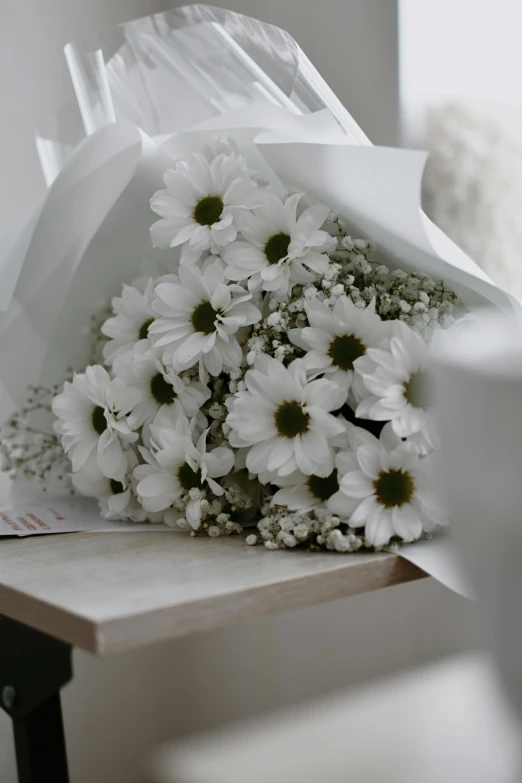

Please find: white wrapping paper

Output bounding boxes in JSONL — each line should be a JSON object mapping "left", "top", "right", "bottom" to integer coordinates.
{"left": 2, "top": 105, "right": 516, "bottom": 423}
{"left": 0, "top": 54, "right": 517, "bottom": 582}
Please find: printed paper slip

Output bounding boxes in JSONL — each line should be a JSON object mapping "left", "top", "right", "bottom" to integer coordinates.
{"left": 0, "top": 497, "right": 169, "bottom": 536}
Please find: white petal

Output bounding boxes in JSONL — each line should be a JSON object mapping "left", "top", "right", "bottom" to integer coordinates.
{"left": 175, "top": 333, "right": 208, "bottom": 367}
{"left": 97, "top": 437, "right": 127, "bottom": 482}
{"left": 247, "top": 438, "right": 279, "bottom": 474}
{"left": 391, "top": 504, "right": 423, "bottom": 542}
{"left": 267, "top": 438, "right": 295, "bottom": 473}
{"left": 137, "top": 472, "right": 177, "bottom": 503}
{"left": 205, "top": 447, "right": 235, "bottom": 478}
{"left": 355, "top": 445, "right": 382, "bottom": 479}
{"left": 340, "top": 470, "right": 374, "bottom": 499}
{"left": 186, "top": 498, "right": 202, "bottom": 530}
{"left": 350, "top": 495, "right": 380, "bottom": 527}
{"left": 365, "top": 506, "right": 394, "bottom": 546}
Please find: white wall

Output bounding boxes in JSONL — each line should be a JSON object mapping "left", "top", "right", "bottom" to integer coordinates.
{"left": 0, "top": 2, "right": 480, "bottom": 782}
{"left": 399, "top": 0, "right": 522, "bottom": 143}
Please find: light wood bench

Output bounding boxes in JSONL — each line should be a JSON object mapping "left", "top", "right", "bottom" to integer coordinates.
{"left": 0, "top": 531, "right": 425, "bottom": 782}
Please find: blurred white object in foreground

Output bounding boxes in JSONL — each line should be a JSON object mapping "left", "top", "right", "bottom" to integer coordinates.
{"left": 434, "top": 309, "right": 522, "bottom": 721}
{"left": 423, "top": 101, "right": 522, "bottom": 301}
{"left": 148, "top": 654, "right": 519, "bottom": 783}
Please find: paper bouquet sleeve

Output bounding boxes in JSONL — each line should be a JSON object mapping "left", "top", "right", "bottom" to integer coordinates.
{"left": 0, "top": 4, "right": 517, "bottom": 529}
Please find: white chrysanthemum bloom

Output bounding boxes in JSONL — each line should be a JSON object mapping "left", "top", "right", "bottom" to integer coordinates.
{"left": 52, "top": 366, "right": 139, "bottom": 481}
{"left": 146, "top": 403, "right": 208, "bottom": 450}
{"left": 150, "top": 152, "right": 259, "bottom": 257}
{"left": 332, "top": 427, "right": 445, "bottom": 546}
{"left": 293, "top": 296, "right": 389, "bottom": 392}
{"left": 71, "top": 452, "right": 147, "bottom": 521}
{"left": 271, "top": 449, "right": 358, "bottom": 513}
{"left": 225, "top": 355, "right": 346, "bottom": 479}
{"left": 135, "top": 415, "right": 234, "bottom": 530}
{"left": 149, "top": 260, "right": 261, "bottom": 379}
{"left": 355, "top": 321, "right": 437, "bottom": 451}
{"left": 222, "top": 193, "right": 335, "bottom": 297}
{"left": 112, "top": 347, "right": 210, "bottom": 428}
{"left": 101, "top": 280, "right": 156, "bottom": 365}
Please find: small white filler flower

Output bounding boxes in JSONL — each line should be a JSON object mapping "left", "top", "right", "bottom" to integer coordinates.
{"left": 222, "top": 192, "right": 335, "bottom": 297}
{"left": 332, "top": 427, "right": 445, "bottom": 546}
{"left": 225, "top": 356, "right": 346, "bottom": 479}
{"left": 52, "top": 366, "right": 139, "bottom": 481}
{"left": 149, "top": 259, "right": 261, "bottom": 379}
{"left": 135, "top": 414, "right": 234, "bottom": 530}
{"left": 150, "top": 152, "right": 259, "bottom": 256}
{"left": 355, "top": 321, "right": 437, "bottom": 450}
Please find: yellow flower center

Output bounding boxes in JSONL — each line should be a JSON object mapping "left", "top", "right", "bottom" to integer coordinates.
{"left": 193, "top": 195, "right": 224, "bottom": 226}
{"left": 150, "top": 373, "right": 176, "bottom": 405}
{"left": 139, "top": 318, "right": 154, "bottom": 341}
{"left": 191, "top": 301, "right": 218, "bottom": 335}
{"left": 274, "top": 400, "right": 310, "bottom": 438}
{"left": 92, "top": 406, "right": 107, "bottom": 435}
{"left": 373, "top": 469, "right": 415, "bottom": 508}
{"left": 328, "top": 334, "right": 366, "bottom": 371}
{"left": 403, "top": 370, "right": 431, "bottom": 409}
{"left": 306, "top": 469, "right": 339, "bottom": 501}
{"left": 178, "top": 462, "right": 202, "bottom": 491}
{"left": 264, "top": 232, "right": 291, "bottom": 264}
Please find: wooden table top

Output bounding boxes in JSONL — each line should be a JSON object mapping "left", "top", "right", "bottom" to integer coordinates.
{"left": 0, "top": 532, "right": 425, "bottom": 655}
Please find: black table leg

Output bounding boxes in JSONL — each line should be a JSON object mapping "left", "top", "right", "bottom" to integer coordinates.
{"left": 0, "top": 615, "right": 72, "bottom": 783}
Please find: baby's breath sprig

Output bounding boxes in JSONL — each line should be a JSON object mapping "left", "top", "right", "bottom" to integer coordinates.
{"left": 255, "top": 502, "right": 365, "bottom": 552}
{"left": 86, "top": 301, "right": 112, "bottom": 364}
{"left": 199, "top": 373, "right": 232, "bottom": 447}
{"left": 170, "top": 476, "right": 256, "bottom": 537}
{"left": 0, "top": 298, "right": 113, "bottom": 492}
{"left": 0, "top": 381, "right": 72, "bottom": 488}
{"left": 325, "top": 217, "right": 461, "bottom": 330}
{"left": 253, "top": 503, "right": 433, "bottom": 553}
{"left": 242, "top": 228, "right": 462, "bottom": 374}
{"left": 244, "top": 290, "right": 308, "bottom": 369}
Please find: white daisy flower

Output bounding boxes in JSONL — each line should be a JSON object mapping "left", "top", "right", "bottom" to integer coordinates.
{"left": 52, "top": 366, "right": 139, "bottom": 482}
{"left": 293, "top": 296, "right": 389, "bottom": 393}
{"left": 150, "top": 152, "right": 259, "bottom": 257}
{"left": 146, "top": 402, "right": 208, "bottom": 450}
{"left": 225, "top": 355, "right": 346, "bottom": 479}
{"left": 222, "top": 192, "right": 335, "bottom": 298}
{"left": 101, "top": 280, "right": 156, "bottom": 365}
{"left": 355, "top": 321, "right": 437, "bottom": 451}
{"left": 135, "top": 414, "right": 234, "bottom": 530}
{"left": 271, "top": 449, "right": 356, "bottom": 513}
{"left": 71, "top": 452, "right": 147, "bottom": 521}
{"left": 149, "top": 259, "right": 261, "bottom": 379}
{"left": 112, "top": 347, "right": 210, "bottom": 428}
{"left": 332, "top": 427, "right": 445, "bottom": 546}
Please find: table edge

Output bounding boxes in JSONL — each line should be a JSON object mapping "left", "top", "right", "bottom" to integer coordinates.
{"left": 94, "top": 553, "right": 426, "bottom": 655}
{"left": 0, "top": 553, "right": 426, "bottom": 655}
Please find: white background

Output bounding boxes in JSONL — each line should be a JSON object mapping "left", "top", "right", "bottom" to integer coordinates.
{"left": 399, "top": 0, "right": 522, "bottom": 142}
{"left": 0, "top": 2, "right": 480, "bottom": 781}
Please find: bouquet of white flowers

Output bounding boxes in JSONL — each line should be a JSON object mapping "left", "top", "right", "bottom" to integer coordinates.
{"left": 0, "top": 5, "right": 517, "bottom": 555}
